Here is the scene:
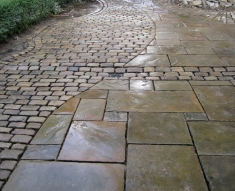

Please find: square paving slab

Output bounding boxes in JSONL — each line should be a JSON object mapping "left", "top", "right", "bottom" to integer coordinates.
{"left": 107, "top": 91, "right": 203, "bottom": 112}
{"left": 169, "top": 55, "right": 225, "bottom": 66}
{"left": 58, "top": 121, "right": 126, "bottom": 162}
{"left": 2, "top": 161, "right": 124, "bottom": 191}
{"left": 189, "top": 122, "right": 235, "bottom": 155}
{"left": 31, "top": 115, "right": 73, "bottom": 145}
{"left": 91, "top": 80, "right": 128, "bottom": 90}
{"left": 200, "top": 156, "right": 235, "bottom": 191}
{"left": 126, "top": 145, "right": 208, "bottom": 191}
{"left": 193, "top": 86, "right": 235, "bottom": 121}
{"left": 128, "top": 113, "right": 191, "bottom": 144}
{"left": 73, "top": 99, "right": 106, "bottom": 121}
{"left": 125, "top": 54, "right": 170, "bottom": 67}
{"left": 154, "top": 81, "right": 192, "bottom": 90}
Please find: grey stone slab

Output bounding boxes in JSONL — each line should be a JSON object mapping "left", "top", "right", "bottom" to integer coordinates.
{"left": 189, "top": 122, "right": 235, "bottom": 155}
{"left": 91, "top": 80, "right": 128, "bottom": 90}
{"left": 31, "top": 115, "right": 73, "bottom": 145}
{"left": 200, "top": 156, "right": 235, "bottom": 191}
{"left": 128, "top": 113, "right": 192, "bottom": 144}
{"left": 73, "top": 99, "right": 106, "bottom": 121}
{"left": 130, "top": 80, "right": 153, "bottom": 91}
{"left": 154, "top": 81, "right": 192, "bottom": 90}
{"left": 103, "top": 112, "right": 127, "bottom": 122}
{"left": 194, "top": 86, "right": 235, "bottom": 121}
{"left": 58, "top": 121, "right": 126, "bottom": 162}
{"left": 125, "top": 54, "right": 170, "bottom": 67}
{"left": 184, "top": 113, "right": 208, "bottom": 121}
{"left": 169, "top": 55, "right": 225, "bottom": 66}
{"left": 22, "top": 145, "right": 60, "bottom": 160}
{"left": 2, "top": 161, "right": 124, "bottom": 191}
{"left": 107, "top": 91, "right": 203, "bottom": 112}
{"left": 126, "top": 145, "right": 208, "bottom": 191}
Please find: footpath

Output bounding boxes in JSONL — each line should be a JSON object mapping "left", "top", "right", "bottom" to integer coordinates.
{"left": 0, "top": 0, "right": 234, "bottom": 190}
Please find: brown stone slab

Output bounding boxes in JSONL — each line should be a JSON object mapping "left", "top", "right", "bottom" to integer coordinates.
{"left": 58, "top": 121, "right": 126, "bottom": 162}
{"left": 91, "top": 80, "right": 128, "bottom": 90}
{"left": 128, "top": 113, "right": 191, "bottom": 144}
{"left": 73, "top": 99, "right": 106, "bottom": 120}
{"left": 130, "top": 80, "right": 153, "bottom": 91}
{"left": 169, "top": 55, "right": 225, "bottom": 66}
{"left": 190, "top": 81, "right": 233, "bottom": 86}
{"left": 194, "top": 86, "right": 235, "bottom": 121}
{"left": 185, "top": 47, "right": 215, "bottom": 54}
{"left": 107, "top": 91, "right": 203, "bottom": 112}
{"left": 147, "top": 45, "right": 187, "bottom": 54}
{"left": 126, "top": 145, "right": 208, "bottom": 191}
{"left": 76, "top": 90, "right": 108, "bottom": 99}
{"left": 22, "top": 145, "right": 60, "bottom": 160}
{"left": 154, "top": 81, "right": 192, "bottom": 90}
{"left": 31, "top": 115, "right": 73, "bottom": 145}
{"left": 200, "top": 156, "right": 235, "bottom": 191}
{"left": 189, "top": 122, "right": 235, "bottom": 155}
{"left": 53, "top": 98, "right": 80, "bottom": 115}
{"left": 156, "top": 32, "right": 179, "bottom": 40}
{"left": 125, "top": 54, "right": 170, "bottom": 67}
{"left": 2, "top": 161, "right": 124, "bottom": 191}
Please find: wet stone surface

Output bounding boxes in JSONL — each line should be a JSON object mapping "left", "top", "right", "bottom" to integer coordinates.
{"left": 154, "top": 81, "right": 192, "bottom": 91}
{"left": 189, "top": 122, "right": 235, "bottom": 155}
{"left": 2, "top": 161, "right": 124, "bottom": 191}
{"left": 53, "top": 98, "right": 80, "bottom": 115}
{"left": 31, "top": 115, "right": 73, "bottom": 145}
{"left": 128, "top": 113, "right": 192, "bottom": 144}
{"left": 200, "top": 156, "right": 235, "bottom": 191}
{"left": 107, "top": 90, "right": 203, "bottom": 112}
{"left": 125, "top": 54, "right": 170, "bottom": 67}
{"left": 91, "top": 80, "right": 129, "bottom": 90}
{"left": 73, "top": 99, "right": 106, "bottom": 121}
{"left": 130, "top": 80, "right": 153, "bottom": 91}
{"left": 126, "top": 145, "right": 208, "bottom": 191}
{"left": 58, "top": 121, "right": 126, "bottom": 162}
{"left": 22, "top": 145, "right": 60, "bottom": 160}
{"left": 76, "top": 90, "right": 108, "bottom": 99}
{"left": 194, "top": 86, "right": 235, "bottom": 121}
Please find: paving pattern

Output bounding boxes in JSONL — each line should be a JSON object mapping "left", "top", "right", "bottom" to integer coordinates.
{"left": 0, "top": 0, "right": 235, "bottom": 190}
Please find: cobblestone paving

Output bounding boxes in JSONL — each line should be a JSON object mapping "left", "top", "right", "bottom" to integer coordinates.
{"left": 0, "top": 0, "right": 235, "bottom": 190}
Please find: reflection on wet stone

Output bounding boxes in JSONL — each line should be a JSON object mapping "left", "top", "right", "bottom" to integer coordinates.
{"left": 2, "top": 161, "right": 124, "bottom": 191}
{"left": 130, "top": 80, "right": 153, "bottom": 91}
{"left": 58, "top": 121, "right": 126, "bottom": 162}
{"left": 91, "top": 80, "right": 129, "bottom": 90}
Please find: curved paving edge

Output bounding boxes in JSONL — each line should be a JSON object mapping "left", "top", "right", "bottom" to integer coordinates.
{"left": 0, "top": 0, "right": 235, "bottom": 190}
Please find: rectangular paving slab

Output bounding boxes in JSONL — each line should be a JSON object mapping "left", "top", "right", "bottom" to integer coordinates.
{"left": 125, "top": 54, "right": 170, "bottom": 67}
{"left": 189, "top": 122, "right": 235, "bottom": 155}
{"left": 2, "top": 161, "right": 124, "bottom": 191}
{"left": 130, "top": 80, "right": 153, "bottom": 91}
{"left": 193, "top": 86, "right": 235, "bottom": 121}
{"left": 91, "top": 80, "right": 129, "bottom": 90}
{"left": 73, "top": 99, "right": 106, "bottom": 121}
{"left": 128, "top": 113, "right": 192, "bottom": 144}
{"left": 31, "top": 115, "right": 73, "bottom": 145}
{"left": 200, "top": 156, "right": 235, "bottom": 191}
{"left": 107, "top": 91, "right": 203, "bottom": 112}
{"left": 126, "top": 145, "right": 208, "bottom": 191}
{"left": 169, "top": 55, "right": 225, "bottom": 66}
{"left": 58, "top": 121, "right": 126, "bottom": 162}
{"left": 154, "top": 81, "right": 192, "bottom": 90}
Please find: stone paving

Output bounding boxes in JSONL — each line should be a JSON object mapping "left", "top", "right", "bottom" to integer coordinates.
{"left": 0, "top": 0, "right": 235, "bottom": 190}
